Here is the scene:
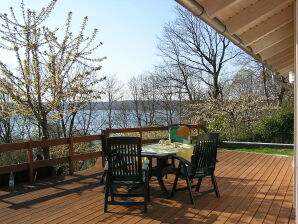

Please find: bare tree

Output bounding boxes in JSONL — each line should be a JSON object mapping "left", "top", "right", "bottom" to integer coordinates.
{"left": 101, "top": 76, "right": 123, "bottom": 128}
{"left": 139, "top": 74, "right": 158, "bottom": 126}
{"left": 234, "top": 55, "right": 293, "bottom": 106}
{"left": 114, "top": 97, "right": 132, "bottom": 128}
{"left": 153, "top": 64, "right": 200, "bottom": 102}
{"left": 157, "top": 6, "right": 241, "bottom": 99}
{"left": 74, "top": 102, "right": 105, "bottom": 135}
{"left": 151, "top": 67, "right": 188, "bottom": 124}
{"left": 128, "top": 77, "right": 142, "bottom": 127}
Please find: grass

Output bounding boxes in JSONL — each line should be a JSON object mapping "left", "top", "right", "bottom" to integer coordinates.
{"left": 223, "top": 147, "right": 293, "bottom": 156}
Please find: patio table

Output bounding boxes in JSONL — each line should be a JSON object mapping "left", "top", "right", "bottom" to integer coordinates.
{"left": 142, "top": 143, "right": 194, "bottom": 197}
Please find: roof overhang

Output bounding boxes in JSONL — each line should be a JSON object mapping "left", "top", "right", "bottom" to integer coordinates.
{"left": 175, "top": 0, "right": 294, "bottom": 77}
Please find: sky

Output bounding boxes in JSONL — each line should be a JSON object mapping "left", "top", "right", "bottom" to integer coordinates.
{"left": 0, "top": 0, "right": 179, "bottom": 83}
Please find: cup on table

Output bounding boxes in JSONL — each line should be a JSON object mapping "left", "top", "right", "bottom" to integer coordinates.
{"left": 164, "top": 140, "right": 170, "bottom": 145}
{"left": 174, "top": 142, "right": 179, "bottom": 147}
{"left": 159, "top": 139, "right": 165, "bottom": 145}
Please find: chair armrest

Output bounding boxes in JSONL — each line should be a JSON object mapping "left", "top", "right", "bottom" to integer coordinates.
{"left": 172, "top": 155, "right": 192, "bottom": 167}
{"left": 104, "top": 161, "right": 109, "bottom": 171}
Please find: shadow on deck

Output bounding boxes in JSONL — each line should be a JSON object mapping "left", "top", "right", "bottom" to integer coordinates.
{"left": 0, "top": 150, "right": 295, "bottom": 224}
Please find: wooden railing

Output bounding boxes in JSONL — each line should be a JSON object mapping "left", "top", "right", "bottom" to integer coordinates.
{"left": 0, "top": 135, "right": 102, "bottom": 183}
{"left": 104, "top": 124, "right": 205, "bottom": 144}
{"left": 0, "top": 124, "right": 205, "bottom": 183}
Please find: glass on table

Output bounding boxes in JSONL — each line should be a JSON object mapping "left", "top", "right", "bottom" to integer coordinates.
{"left": 173, "top": 142, "right": 179, "bottom": 147}
{"left": 159, "top": 139, "right": 165, "bottom": 145}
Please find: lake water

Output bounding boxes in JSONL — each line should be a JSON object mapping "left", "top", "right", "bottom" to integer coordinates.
{"left": 6, "top": 108, "right": 181, "bottom": 140}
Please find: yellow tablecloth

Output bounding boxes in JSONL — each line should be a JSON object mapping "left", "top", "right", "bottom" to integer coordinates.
{"left": 142, "top": 143, "right": 194, "bottom": 162}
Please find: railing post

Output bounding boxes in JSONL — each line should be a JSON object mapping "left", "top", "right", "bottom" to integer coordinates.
{"left": 101, "top": 130, "right": 107, "bottom": 168}
{"left": 139, "top": 127, "right": 143, "bottom": 143}
{"left": 196, "top": 124, "right": 200, "bottom": 135}
{"left": 27, "top": 140, "right": 34, "bottom": 183}
{"left": 69, "top": 137, "right": 74, "bottom": 175}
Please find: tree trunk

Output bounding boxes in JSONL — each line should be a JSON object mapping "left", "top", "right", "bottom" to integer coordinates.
{"left": 213, "top": 75, "right": 220, "bottom": 99}
{"left": 278, "top": 86, "right": 286, "bottom": 106}
{"left": 60, "top": 114, "right": 67, "bottom": 138}
{"left": 68, "top": 111, "right": 78, "bottom": 137}
{"left": 262, "top": 66, "right": 270, "bottom": 105}
{"left": 40, "top": 116, "right": 50, "bottom": 159}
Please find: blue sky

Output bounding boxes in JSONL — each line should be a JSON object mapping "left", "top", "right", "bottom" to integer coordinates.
{"left": 0, "top": 0, "right": 179, "bottom": 82}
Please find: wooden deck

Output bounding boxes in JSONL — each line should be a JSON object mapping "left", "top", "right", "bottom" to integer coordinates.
{"left": 0, "top": 150, "right": 295, "bottom": 223}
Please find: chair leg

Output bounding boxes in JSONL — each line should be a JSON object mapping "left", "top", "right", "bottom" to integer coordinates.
{"left": 195, "top": 177, "right": 203, "bottom": 192}
{"left": 144, "top": 183, "right": 148, "bottom": 213}
{"left": 184, "top": 168, "right": 195, "bottom": 205}
{"left": 104, "top": 180, "right": 109, "bottom": 212}
{"left": 110, "top": 185, "right": 115, "bottom": 201}
{"left": 211, "top": 173, "right": 220, "bottom": 198}
{"left": 171, "top": 157, "right": 177, "bottom": 170}
{"left": 147, "top": 181, "right": 150, "bottom": 202}
{"left": 99, "top": 172, "right": 106, "bottom": 184}
{"left": 143, "top": 170, "right": 151, "bottom": 213}
{"left": 171, "top": 163, "right": 181, "bottom": 197}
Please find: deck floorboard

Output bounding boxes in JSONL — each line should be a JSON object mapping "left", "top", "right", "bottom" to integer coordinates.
{"left": 0, "top": 150, "right": 294, "bottom": 223}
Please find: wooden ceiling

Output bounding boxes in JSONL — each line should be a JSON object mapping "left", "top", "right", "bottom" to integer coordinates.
{"left": 176, "top": 0, "right": 295, "bottom": 77}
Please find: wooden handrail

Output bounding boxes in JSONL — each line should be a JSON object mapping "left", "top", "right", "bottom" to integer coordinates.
{"left": 0, "top": 135, "right": 103, "bottom": 183}
{"left": 0, "top": 124, "right": 205, "bottom": 183}
{"left": 105, "top": 124, "right": 205, "bottom": 137}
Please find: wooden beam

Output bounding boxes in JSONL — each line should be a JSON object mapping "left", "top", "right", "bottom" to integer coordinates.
{"left": 33, "top": 157, "right": 69, "bottom": 169}
{"left": 72, "top": 151, "right": 102, "bottom": 162}
{"left": 0, "top": 163, "right": 29, "bottom": 175}
{"left": 277, "top": 64, "right": 294, "bottom": 76}
{"left": 267, "top": 48, "right": 294, "bottom": 65}
{"left": 250, "top": 21, "right": 293, "bottom": 53}
{"left": 225, "top": 0, "right": 292, "bottom": 34}
{"left": 267, "top": 49, "right": 294, "bottom": 65}
{"left": 240, "top": 4, "right": 293, "bottom": 45}
{"left": 31, "top": 138, "right": 68, "bottom": 148}
{"left": 200, "top": 0, "right": 241, "bottom": 18}
{"left": 274, "top": 58, "right": 294, "bottom": 70}
{"left": 0, "top": 142, "right": 28, "bottom": 152}
{"left": 271, "top": 54, "right": 294, "bottom": 69}
{"left": 72, "top": 135, "right": 101, "bottom": 143}
{"left": 260, "top": 35, "right": 294, "bottom": 60}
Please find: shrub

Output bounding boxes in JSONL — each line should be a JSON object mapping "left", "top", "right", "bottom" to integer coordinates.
{"left": 251, "top": 104, "right": 293, "bottom": 143}
{"left": 207, "top": 103, "right": 294, "bottom": 144}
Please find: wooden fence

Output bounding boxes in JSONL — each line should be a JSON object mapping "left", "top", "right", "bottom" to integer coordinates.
{"left": 0, "top": 124, "right": 204, "bottom": 183}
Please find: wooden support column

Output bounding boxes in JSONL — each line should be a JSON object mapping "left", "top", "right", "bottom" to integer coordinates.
{"left": 27, "top": 140, "right": 34, "bottom": 183}
{"left": 69, "top": 137, "right": 74, "bottom": 175}
{"left": 294, "top": 0, "right": 297, "bottom": 216}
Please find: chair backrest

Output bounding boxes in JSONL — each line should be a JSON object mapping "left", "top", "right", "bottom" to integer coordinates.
{"left": 106, "top": 136, "right": 142, "bottom": 181}
{"left": 169, "top": 124, "right": 191, "bottom": 144}
{"left": 190, "top": 133, "right": 219, "bottom": 175}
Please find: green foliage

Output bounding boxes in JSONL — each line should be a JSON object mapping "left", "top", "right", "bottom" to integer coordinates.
{"left": 0, "top": 150, "right": 27, "bottom": 166}
{"left": 207, "top": 113, "right": 253, "bottom": 142}
{"left": 219, "top": 127, "right": 252, "bottom": 142}
{"left": 250, "top": 104, "right": 293, "bottom": 143}
{"left": 207, "top": 113, "right": 225, "bottom": 132}
{"left": 207, "top": 102, "right": 294, "bottom": 143}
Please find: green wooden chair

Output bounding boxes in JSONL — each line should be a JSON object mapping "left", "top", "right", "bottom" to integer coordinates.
{"left": 104, "top": 136, "right": 150, "bottom": 213}
{"left": 171, "top": 133, "right": 220, "bottom": 204}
